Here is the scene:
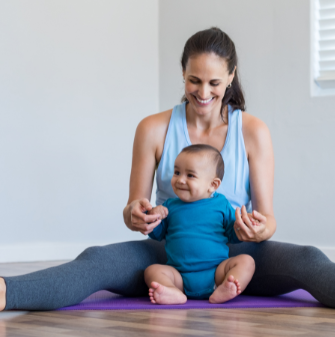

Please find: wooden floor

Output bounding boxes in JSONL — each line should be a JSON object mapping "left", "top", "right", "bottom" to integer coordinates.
{"left": 1, "top": 262, "right": 335, "bottom": 337}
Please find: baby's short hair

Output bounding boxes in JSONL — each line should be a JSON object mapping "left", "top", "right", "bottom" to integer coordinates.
{"left": 180, "top": 144, "right": 225, "bottom": 180}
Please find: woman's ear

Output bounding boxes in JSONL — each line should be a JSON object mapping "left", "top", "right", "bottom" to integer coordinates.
{"left": 209, "top": 178, "right": 221, "bottom": 193}
{"left": 228, "top": 66, "right": 236, "bottom": 85}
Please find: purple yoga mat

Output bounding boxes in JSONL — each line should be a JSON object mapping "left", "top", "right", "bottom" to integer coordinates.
{"left": 58, "top": 289, "right": 324, "bottom": 311}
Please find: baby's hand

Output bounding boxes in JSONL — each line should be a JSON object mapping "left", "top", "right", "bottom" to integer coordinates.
{"left": 248, "top": 213, "right": 261, "bottom": 226}
{"left": 147, "top": 205, "right": 168, "bottom": 221}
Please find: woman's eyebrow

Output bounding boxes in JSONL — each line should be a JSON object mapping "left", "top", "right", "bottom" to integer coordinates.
{"left": 188, "top": 75, "right": 221, "bottom": 81}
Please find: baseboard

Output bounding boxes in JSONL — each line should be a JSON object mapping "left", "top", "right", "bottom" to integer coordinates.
{"left": 0, "top": 242, "right": 334, "bottom": 263}
{"left": 318, "top": 247, "right": 335, "bottom": 262}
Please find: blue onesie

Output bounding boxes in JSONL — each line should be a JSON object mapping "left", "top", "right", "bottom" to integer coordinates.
{"left": 149, "top": 192, "right": 241, "bottom": 299}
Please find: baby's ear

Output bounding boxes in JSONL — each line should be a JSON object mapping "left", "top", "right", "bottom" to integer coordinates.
{"left": 209, "top": 178, "right": 221, "bottom": 192}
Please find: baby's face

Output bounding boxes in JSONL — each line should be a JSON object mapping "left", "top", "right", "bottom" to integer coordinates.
{"left": 171, "top": 152, "right": 219, "bottom": 202}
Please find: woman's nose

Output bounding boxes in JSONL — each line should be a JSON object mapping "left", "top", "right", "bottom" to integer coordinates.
{"left": 198, "top": 84, "right": 211, "bottom": 99}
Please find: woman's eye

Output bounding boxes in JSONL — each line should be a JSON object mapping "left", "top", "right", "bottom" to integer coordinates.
{"left": 189, "top": 80, "right": 219, "bottom": 86}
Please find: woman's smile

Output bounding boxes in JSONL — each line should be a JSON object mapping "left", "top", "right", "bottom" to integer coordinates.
{"left": 193, "top": 95, "right": 215, "bottom": 106}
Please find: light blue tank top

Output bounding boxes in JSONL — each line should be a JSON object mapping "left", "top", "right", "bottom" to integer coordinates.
{"left": 155, "top": 102, "right": 251, "bottom": 211}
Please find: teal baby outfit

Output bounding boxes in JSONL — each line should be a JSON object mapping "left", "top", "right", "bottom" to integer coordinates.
{"left": 149, "top": 192, "right": 241, "bottom": 299}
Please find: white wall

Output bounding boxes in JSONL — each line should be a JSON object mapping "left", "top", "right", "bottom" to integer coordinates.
{"left": 2, "top": 0, "right": 335, "bottom": 263}
{"left": 0, "top": 0, "right": 159, "bottom": 261}
{"left": 159, "top": 0, "right": 335, "bottom": 253}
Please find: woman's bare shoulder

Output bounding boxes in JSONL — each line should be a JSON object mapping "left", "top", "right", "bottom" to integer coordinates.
{"left": 135, "top": 109, "right": 173, "bottom": 157}
{"left": 138, "top": 109, "right": 173, "bottom": 133}
{"left": 242, "top": 111, "right": 270, "bottom": 140}
{"left": 241, "top": 111, "right": 272, "bottom": 155}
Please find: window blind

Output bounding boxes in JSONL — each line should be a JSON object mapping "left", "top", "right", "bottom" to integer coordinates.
{"left": 315, "top": 0, "right": 335, "bottom": 88}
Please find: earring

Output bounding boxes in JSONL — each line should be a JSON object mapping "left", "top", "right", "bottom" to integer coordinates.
{"left": 183, "top": 79, "right": 185, "bottom": 83}
{"left": 227, "top": 83, "right": 232, "bottom": 88}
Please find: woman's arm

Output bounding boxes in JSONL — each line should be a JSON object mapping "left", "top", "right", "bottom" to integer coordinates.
{"left": 123, "top": 110, "right": 172, "bottom": 234}
{"left": 234, "top": 113, "right": 276, "bottom": 242}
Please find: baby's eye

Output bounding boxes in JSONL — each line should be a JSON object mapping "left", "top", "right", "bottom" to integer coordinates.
{"left": 187, "top": 174, "right": 194, "bottom": 178}
{"left": 174, "top": 170, "right": 180, "bottom": 175}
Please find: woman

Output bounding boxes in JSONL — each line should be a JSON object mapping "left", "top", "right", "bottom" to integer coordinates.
{"left": 1, "top": 27, "right": 334, "bottom": 310}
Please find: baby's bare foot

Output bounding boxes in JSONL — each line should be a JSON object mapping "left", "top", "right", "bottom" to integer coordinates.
{"left": 209, "top": 275, "right": 241, "bottom": 304}
{"left": 0, "top": 278, "right": 6, "bottom": 311}
{"left": 148, "top": 281, "right": 187, "bottom": 305}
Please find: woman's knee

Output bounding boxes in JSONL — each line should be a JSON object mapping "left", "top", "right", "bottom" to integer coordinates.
{"left": 294, "top": 245, "right": 328, "bottom": 262}
{"left": 76, "top": 245, "right": 106, "bottom": 261}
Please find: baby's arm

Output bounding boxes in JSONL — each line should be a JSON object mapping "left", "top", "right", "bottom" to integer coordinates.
{"left": 223, "top": 201, "right": 242, "bottom": 244}
{"left": 147, "top": 204, "right": 169, "bottom": 241}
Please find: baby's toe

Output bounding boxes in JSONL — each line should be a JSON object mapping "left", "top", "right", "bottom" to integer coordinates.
{"left": 227, "top": 275, "right": 235, "bottom": 282}
{"left": 151, "top": 281, "right": 160, "bottom": 289}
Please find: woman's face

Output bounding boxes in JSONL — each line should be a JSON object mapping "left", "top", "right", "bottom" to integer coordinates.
{"left": 183, "top": 52, "right": 235, "bottom": 117}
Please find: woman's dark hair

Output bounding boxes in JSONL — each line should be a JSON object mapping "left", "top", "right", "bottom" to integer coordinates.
{"left": 180, "top": 144, "right": 224, "bottom": 181}
{"left": 181, "top": 27, "right": 245, "bottom": 119}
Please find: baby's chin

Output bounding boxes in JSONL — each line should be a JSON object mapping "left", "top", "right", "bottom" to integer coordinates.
{"left": 174, "top": 190, "right": 203, "bottom": 203}
{"left": 174, "top": 190, "right": 192, "bottom": 202}
{"left": 177, "top": 195, "right": 194, "bottom": 202}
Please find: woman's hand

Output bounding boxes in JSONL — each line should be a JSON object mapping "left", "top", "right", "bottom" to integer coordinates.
{"left": 128, "top": 198, "right": 162, "bottom": 235}
{"left": 234, "top": 205, "right": 268, "bottom": 243}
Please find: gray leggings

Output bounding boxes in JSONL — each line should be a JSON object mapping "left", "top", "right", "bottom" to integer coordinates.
{"left": 3, "top": 239, "right": 335, "bottom": 310}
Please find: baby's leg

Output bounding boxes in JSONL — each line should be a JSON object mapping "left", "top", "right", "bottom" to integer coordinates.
{"left": 209, "top": 254, "right": 255, "bottom": 304}
{"left": 144, "top": 264, "right": 187, "bottom": 305}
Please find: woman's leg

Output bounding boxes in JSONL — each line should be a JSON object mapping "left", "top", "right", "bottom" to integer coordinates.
{"left": 228, "top": 241, "right": 335, "bottom": 307}
{"left": 2, "top": 239, "right": 167, "bottom": 311}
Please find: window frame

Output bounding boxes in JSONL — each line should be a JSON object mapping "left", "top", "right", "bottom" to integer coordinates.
{"left": 310, "top": 0, "right": 335, "bottom": 96}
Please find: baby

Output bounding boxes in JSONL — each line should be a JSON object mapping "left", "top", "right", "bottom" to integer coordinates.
{"left": 144, "top": 144, "right": 255, "bottom": 305}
